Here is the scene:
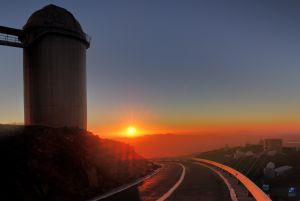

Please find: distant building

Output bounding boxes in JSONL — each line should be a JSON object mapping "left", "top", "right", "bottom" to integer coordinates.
{"left": 266, "top": 150, "right": 277, "bottom": 156}
{"left": 233, "top": 150, "right": 245, "bottom": 159}
{"left": 233, "top": 150, "right": 254, "bottom": 159}
{"left": 263, "top": 162, "right": 292, "bottom": 178}
{"left": 263, "top": 139, "right": 283, "bottom": 152}
{"left": 264, "top": 162, "right": 276, "bottom": 178}
{"left": 245, "top": 151, "right": 254, "bottom": 156}
{"left": 275, "top": 166, "right": 292, "bottom": 176}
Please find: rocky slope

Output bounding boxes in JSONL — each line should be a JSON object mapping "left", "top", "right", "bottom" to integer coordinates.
{"left": 0, "top": 125, "right": 158, "bottom": 201}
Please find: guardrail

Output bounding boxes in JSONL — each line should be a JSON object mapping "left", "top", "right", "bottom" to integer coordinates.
{"left": 87, "top": 165, "right": 162, "bottom": 201}
{"left": 193, "top": 158, "right": 272, "bottom": 201}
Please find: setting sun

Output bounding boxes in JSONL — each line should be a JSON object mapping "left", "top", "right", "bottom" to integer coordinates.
{"left": 127, "top": 126, "right": 137, "bottom": 137}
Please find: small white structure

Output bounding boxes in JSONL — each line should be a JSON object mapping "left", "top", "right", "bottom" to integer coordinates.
{"left": 264, "top": 162, "right": 292, "bottom": 178}
{"left": 234, "top": 150, "right": 255, "bottom": 159}
{"left": 274, "top": 166, "right": 292, "bottom": 176}
{"left": 266, "top": 162, "right": 276, "bottom": 169}
{"left": 264, "top": 162, "right": 276, "bottom": 178}
{"left": 266, "top": 150, "right": 277, "bottom": 156}
{"left": 245, "top": 151, "right": 254, "bottom": 156}
{"left": 233, "top": 150, "right": 245, "bottom": 159}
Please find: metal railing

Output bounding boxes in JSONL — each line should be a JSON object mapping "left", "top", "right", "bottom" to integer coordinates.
{"left": 0, "top": 26, "right": 23, "bottom": 47}
{"left": 0, "top": 33, "right": 23, "bottom": 48}
{"left": 0, "top": 33, "right": 20, "bottom": 43}
{"left": 193, "top": 158, "right": 272, "bottom": 201}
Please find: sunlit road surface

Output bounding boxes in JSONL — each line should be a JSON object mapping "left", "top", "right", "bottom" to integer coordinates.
{"left": 101, "top": 161, "right": 231, "bottom": 201}
{"left": 167, "top": 161, "right": 231, "bottom": 201}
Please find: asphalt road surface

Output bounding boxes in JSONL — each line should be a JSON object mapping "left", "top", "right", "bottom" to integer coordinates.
{"left": 100, "top": 160, "right": 231, "bottom": 201}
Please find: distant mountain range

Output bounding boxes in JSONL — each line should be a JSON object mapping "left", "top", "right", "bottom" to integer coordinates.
{"left": 115, "top": 133, "right": 300, "bottom": 158}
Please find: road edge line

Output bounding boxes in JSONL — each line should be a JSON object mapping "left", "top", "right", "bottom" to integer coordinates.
{"left": 87, "top": 164, "right": 163, "bottom": 201}
{"left": 195, "top": 162, "right": 238, "bottom": 201}
{"left": 156, "top": 163, "right": 186, "bottom": 201}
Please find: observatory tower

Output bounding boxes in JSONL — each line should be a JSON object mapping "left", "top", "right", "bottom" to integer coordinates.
{"left": 0, "top": 4, "right": 89, "bottom": 129}
{"left": 20, "top": 5, "right": 90, "bottom": 129}
{"left": 0, "top": 4, "right": 90, "bottom": 129}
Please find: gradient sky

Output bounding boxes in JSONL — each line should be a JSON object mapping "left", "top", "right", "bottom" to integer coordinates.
{"left": 1, "top": 1, "right": 300, "bottom": 137}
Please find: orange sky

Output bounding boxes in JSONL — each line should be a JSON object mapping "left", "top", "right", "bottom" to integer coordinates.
{"left": 87, "top": 97, "right": 300, "bottom": 138}
{"left": 89, "top": 120, "right": 300, "bottom": 138}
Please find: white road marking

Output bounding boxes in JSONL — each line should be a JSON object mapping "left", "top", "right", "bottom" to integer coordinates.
{"left": 88, "top": 165, "right": 163, "bottom": 201}
{"left": 195, "top": 162, "right": 238, "bottom": 201}
{"left": 156, "top": 163, "right": 186, "bottom": 201}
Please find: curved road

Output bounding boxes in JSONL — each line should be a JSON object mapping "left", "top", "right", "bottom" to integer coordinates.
{"left": 100, "top": 160, "right": 231, "bottom": 201}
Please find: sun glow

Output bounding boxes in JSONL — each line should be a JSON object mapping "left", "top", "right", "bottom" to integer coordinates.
{"left": 127, "top": 126, "right": 137, "bottom": 137}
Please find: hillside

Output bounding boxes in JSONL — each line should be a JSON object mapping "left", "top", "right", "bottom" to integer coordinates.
{"left": 197, "top": 145, "right": 300, "bottom": 201}
{"left": 0, "top": 125, "right": 158, "bottom": 201}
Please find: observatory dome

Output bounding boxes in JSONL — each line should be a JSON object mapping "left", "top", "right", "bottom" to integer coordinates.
{"left": 22, "top": 4, "right": 89, "bottom": 46}
{"left": 266, "top": 162, "right": 275, "bottom": 169}
{"left": 23, "top": 4, "right": 84, "bottom": 34}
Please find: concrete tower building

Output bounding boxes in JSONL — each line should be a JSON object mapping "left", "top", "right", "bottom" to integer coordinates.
{"left": 21, "top": 5, "right": 90, "bottom": 129}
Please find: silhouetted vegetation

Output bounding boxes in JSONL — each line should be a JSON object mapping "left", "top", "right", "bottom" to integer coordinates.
{"left": 0, "top": 125, "right": 159, "bottom": 201}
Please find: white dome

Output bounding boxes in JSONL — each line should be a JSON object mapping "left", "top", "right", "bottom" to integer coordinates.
{"left": 266, "top": 162, "right": 275, "bottom": 169}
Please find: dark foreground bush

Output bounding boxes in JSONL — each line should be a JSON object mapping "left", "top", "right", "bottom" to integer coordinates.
{"left": 0, "top": 125, "right": 158, "bottom": 201}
